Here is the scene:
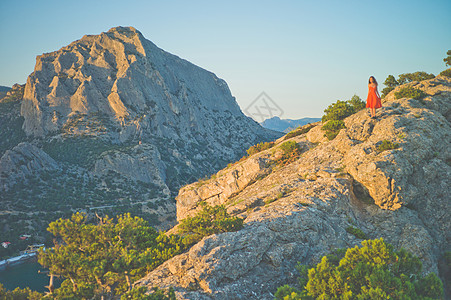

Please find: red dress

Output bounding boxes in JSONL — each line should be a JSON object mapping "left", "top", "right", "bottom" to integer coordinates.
{"left": 366, "top": 85, "right": 382, "bottom": 108}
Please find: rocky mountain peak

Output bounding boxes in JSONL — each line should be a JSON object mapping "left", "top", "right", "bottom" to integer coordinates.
{"left": 21, "top": 26, "right": 258, "bottom": 143}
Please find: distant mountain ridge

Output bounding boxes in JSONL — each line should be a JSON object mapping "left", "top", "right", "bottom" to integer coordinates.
{"left": 260, "top": 116, "right": 320, "bottom": 132}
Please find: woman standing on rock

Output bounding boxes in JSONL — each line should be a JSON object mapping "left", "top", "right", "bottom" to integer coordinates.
{"left": 366, "top": 76, "right": 382, "bottom": 119}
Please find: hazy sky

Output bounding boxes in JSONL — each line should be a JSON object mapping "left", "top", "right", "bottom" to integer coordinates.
{"left": 0, "top": 0, "right": 450, "bottom": 119}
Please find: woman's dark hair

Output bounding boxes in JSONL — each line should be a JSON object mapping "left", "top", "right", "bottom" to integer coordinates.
{"left": 368, "top": 76, "right": 378, "bottom": 85}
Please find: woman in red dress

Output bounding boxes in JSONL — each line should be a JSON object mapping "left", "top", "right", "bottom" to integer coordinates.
{"left": 366, "top": 76, "right": 382, "bottom": 119}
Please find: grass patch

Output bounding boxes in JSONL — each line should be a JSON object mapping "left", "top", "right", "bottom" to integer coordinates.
{"left": 377, "top": 140, "right": 400, "bottom": 152}
{"left": 346, "top": 226, "right": 366, "bottom": 239}
{"left": 284, "top": 124, "right": 315, "bottom": 140}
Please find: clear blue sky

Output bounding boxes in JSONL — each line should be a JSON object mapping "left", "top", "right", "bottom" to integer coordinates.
{"left": 0, "top": 0, "right": 450, "bottom": 118}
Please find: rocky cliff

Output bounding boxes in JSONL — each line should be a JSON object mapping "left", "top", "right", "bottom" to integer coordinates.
{"left": 0, "top": 27, "right": 281, "bottom": 256}
{"left": 136, "top": 75, "right": 451, "bottom": 299}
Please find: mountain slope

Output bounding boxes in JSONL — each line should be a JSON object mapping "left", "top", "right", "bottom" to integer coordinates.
{"left": 136, "top": 75, "right": 451, "bottom": 299}
{"left": 0, "top": 27, "right": 282, "bottom": 258}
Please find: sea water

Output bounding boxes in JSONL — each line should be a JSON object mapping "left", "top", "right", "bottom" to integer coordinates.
{"left": 0, "top": 261, "right": 61, "bottom": 293}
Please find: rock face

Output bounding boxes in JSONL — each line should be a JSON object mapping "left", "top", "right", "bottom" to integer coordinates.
{"left": 0, "top": 27, "right": 281, "bottom": 246}
{"left": 20, "top": 26, "right": 279, "bottom": 146}
{"left": 17, "top": 25, "right": 281, "bottom": 196}
{"left": 0, "top": 142, "right": 59, "bottom": 191}
{"left": 136, "top": 75, "right": 451, "bottom": 299}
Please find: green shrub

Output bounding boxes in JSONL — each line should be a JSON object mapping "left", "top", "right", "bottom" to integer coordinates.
{"left": 320, "top": 96, "right": 363, "bottom": 138}
{"left": 394, "top": 86, "right": 427, "bottom": 100}
{"left": 321, "top": 100, "right": 354, "bottom": 123}
{"left": 0, "top": 283, "right": 42, "bottom": 300}
{"left": 246, "top": 141, "right": 275, "bottom": 156}
{"left": 347, "top": 94, "right": 366, "bottom": 112}
{"left": 377, "top": 139, "right": 400, "bottom": 151}
{"left": 381, "top": 87, "right": 394, "bottom": 98}
{"left": 39, "top": 213, "right": 188, "bottom": 298}
{"left": 274, "top": 285, "right": 301, "bottom": 300}
{"left": 276, "top": 141, "right": 302, "bottom": 166}
{"left": 444, "top": 50, "right": 451, "bottom": 67}
{"left": 397, "top": 72, "right": 435, "bottom": 84}
{"left": 280, "top": 141, "right": 299, "bottom": 154}
{"left": 178, "top": 202, "right": 244, "bottom": 245}
{"left": 321, "top": 120, "right": 345, "bottom": 140}
{"left": 275, "top": 238, "right": 444, "bottom": 299}
{"left": 346, "top": 225, "right": 366, "bottom": 239}
{"left": 284, "top": 124, "right": 315, "bottom": 140}
{"left": 382, "top": 72, "right": 434, "bottom": 98}
{"left": 440, "top": 68, "right": 451, "bottom": 78}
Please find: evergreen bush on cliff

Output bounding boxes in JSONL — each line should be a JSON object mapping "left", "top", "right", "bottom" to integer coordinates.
{"left": 320, "top": 95, "right": 364, "bottom": 140}
{"left": 394, "top": 86, "right": 427, "bottom": 100}
{"left": 382, "top": 71, "right": 435, "bottom": 98}
{"left": 38, "top": 213, "right": 189, "bottom": 299}
{"left": 178, "top": 202, "right": 244, "bottom": 245}
{"left": 246, "top": 141, "right": 275, "bottom": 156}
{"left": 0, "top": 283, "right": 42, "bottom": 300}
{"left": 321, "top": 120, "right": 345, "bottom": 140}
{"left": 275, "top": 238, "right": 443, "bottom": 299}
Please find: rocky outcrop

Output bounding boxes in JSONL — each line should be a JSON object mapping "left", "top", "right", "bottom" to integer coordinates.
{"left": 93, "top": 143, "right": 170, "bottom": 197}
{"left": 0, "top": 142, "right": 59, "bottom": 191}
{"left": 136, "top": 75, "right": 451, "bottom": 299}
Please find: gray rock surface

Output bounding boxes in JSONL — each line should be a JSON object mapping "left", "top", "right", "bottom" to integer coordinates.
{"left": 0, "top": 142, "right": 59, "bottom": 191}
{"left": 136, "top": 75, "right": 451, "bottom": 299}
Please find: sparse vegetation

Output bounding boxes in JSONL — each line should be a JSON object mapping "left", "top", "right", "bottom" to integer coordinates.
{"left": 246, "top": 141, "right": 275, "bottom": 156}
{"left": 276, "top": 141, "right": 301, "bottom": 166}
{"left": 397, "top": 72, "right": 435, "bottom": 84}
{"left": 0, "top": 84, "right": 26, "bottom": 157}
{"left": 321, "top": 120, "right": 345, "bottom": 140}
{"left": 440, "top": 68, "right": 451, "bottom": 78}
{"left": 394, "top": 86, "right": 427, "bottom": 100}
{"left": 443, "top": 49, "right": 451, "bottom": 67}
{"left": 275, "top": 238, "right": 444, "bottom": 299}
{"left": 121, "top": 286, "right": 176, "bottom": 300}
{"left": 382, "top": 72, "right": 434, "bottom": 98}
{"left": 377, "top": 139, "right": 400, "bottom": 152}
{"left": 178, "top": 202, "right": 244, "bottom": 245}
{"left": 345, "top": 225, "right": 366, "bottom": 239}
{"left": 284, "top": 123, "right": 315, "bottom": 140}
